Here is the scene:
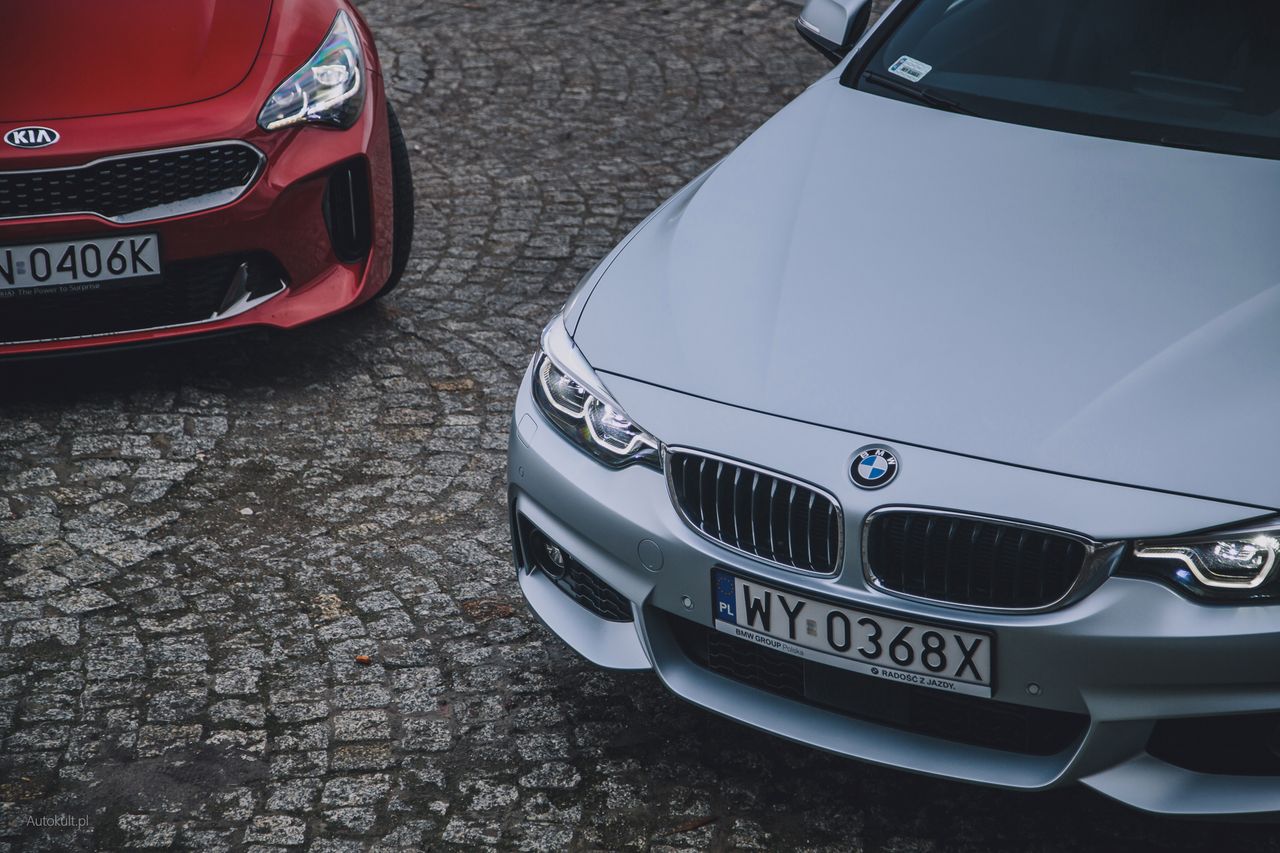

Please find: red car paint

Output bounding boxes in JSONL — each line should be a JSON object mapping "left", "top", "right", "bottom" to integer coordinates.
{"left": 0, "top": 0, "right": 396, "bottom": 357}
{"left": 1, "top": 0, "right": 275, "bottom": 121}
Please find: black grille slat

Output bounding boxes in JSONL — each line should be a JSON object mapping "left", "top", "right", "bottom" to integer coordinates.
{"left": 668, "top": 451, "right": 841, "bottom": 574}
{"left": 747, "top": 472, "right": 760, "bottom": 555}
{"left": 698, "top": 459, "right": 714, "bottom": 532}
{"left": 824, "top": 502, "right": 835, "bottom": 569}
{"left": 730, "top": 467, "right": 743, "bottom": 551}
{"left": 713, "top": 462, "right": 726, "bottom": 543}
{"left": 785, "top": 483, "right": 797, "bottom": 568}
{"left": 866, "top": 512, "right": 1090, "bottom": 610}
{"left": 804, "top": 492, "right": 816, "bottom": 570}
{"left": 766, "top": 479, "right": 779, "bottom": 562}
{"left": 0, "top": 144, "right": 261, "bottom": 221}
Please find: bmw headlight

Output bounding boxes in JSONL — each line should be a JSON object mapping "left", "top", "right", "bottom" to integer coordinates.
{"left": 1125, "top": 521, "right": 1280, "bottom": 602}
{"left": 259, "top": 11, "right": 366, "bottom": 131}
{"left": 532, "top": 317, "right": 660, "bottom": 469}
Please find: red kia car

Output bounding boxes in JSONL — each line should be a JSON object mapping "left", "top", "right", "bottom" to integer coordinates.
{"left": 0, "top": 0, "right": 413, "bottom": 356}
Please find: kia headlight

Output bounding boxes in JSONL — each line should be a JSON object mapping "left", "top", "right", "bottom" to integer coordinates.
{"left": 259, "top": 11, "right": 366, "bottom": 131}
{"left": 1126, "top": 522, "right": 1280, "bottom": 602}
{"left": 532, "top": 317, "right": 660, "bottom": 469}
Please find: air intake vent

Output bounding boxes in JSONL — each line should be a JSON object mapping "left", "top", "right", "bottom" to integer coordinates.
{"left": 669, "top": 614, "right": 1088, "bottom": 756}
{"left": 0, "top": 253, "right": 285, "bottom": 344}
{"left": 323, "top": 158, "right": 372, "bottom": 262}
{"left": 666, "top": 450, "right": 842, "bottom": 574}
{"left": 864, "top": 510, "right": 1094, "bottom": 610}
{"left": 518, "top": 516, "right": 632, "bottom": 623}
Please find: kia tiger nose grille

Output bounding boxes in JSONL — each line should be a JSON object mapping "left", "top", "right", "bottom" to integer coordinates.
{"left": 667, "top": 450, "right": 842, "bottom": 574}
{"left": 0, "top": 142, "right": 264, "bottom": 223}
{"left": 864, "top": 511, "right": 1093, "bottom": 610}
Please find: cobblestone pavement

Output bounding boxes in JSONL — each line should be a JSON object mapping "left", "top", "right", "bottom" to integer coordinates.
{"left": 2, "top": 1, "right": 1278, "bottom": 851}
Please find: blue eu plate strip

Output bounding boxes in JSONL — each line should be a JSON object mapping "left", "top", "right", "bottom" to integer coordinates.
{"left": 714, "top": 569, "right": 736, "bottom": 624}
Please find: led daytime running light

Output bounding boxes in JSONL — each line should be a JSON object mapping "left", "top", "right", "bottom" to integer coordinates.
{"left": 1134, "top": 534, "right": 1280, "bottom": 590}
{"left": 259, "top": 11, "right": 366, "bottom": 132}
{"left": 535, "top": 354, "right": 658, "bottom": 462}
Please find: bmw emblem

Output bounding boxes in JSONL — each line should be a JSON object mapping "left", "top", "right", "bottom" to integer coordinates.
{"left": 850, "top": 445, "right": 899, "bottom": 490}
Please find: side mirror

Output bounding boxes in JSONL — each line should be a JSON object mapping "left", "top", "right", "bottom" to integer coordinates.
{"left": 796, "top": 0, "right": 874, "bottom": 63}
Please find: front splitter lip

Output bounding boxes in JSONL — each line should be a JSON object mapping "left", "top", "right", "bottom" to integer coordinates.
{"left": 517, "top": 567, "right": 651, "bottom": 671}
{"left": 1081, "top": 755, "right": 1280, "bottom": 821}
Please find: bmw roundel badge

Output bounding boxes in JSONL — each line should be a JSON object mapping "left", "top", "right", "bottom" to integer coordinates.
{"left": 850, "top": 445, "right": 899, "bottom": 489}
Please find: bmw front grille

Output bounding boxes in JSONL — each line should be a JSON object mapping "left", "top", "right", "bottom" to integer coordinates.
{"left": 863, "top": 509, "right": 1107, "bottom": 611}
{"left": 666, "top": 448, "right": 843, "bottom": 575}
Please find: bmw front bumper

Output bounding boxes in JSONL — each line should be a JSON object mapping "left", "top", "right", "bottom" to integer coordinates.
{"left": 509, "top": 358, "right": 1280, "bottom": 819}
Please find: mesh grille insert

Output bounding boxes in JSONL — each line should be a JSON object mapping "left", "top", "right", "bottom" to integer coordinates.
{"left": 0, "top": 144, "right": 262, "bottom": 222}
{"left": 519, "top": 516, "right": 632, "bottom": 623}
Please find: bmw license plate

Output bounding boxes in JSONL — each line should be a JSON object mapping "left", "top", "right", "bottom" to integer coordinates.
{"left": 0, "top": 234, "right": 161, "bottom": 295}
{"left": 712, "top": 569, "right": 994, "bottom": 698}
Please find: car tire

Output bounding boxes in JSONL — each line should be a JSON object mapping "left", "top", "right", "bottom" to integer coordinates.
{"left": 373, "top": 103, "right": 415, "bottom": 299}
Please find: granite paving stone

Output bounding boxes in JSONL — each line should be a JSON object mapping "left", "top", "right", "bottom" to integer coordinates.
{"left": 2, "top": 1, "right": 1274, "bottom": 850}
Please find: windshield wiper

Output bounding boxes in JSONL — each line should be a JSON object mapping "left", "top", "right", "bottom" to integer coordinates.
{"left": 862, "top": 71, "right": 976, "bottom": 117}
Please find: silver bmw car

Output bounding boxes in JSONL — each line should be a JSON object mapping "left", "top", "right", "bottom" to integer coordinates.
{"left": 508, "top": 0, "right": 1280, "bottom": 818}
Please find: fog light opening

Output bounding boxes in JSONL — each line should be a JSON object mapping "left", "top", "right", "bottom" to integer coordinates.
{"left": 545, "top": 542, "right": 565, "bottom": 572}
{"left": 516, "top": 515, "right": 634, "bottom": 623}
{"left": 525, "top": 527, "right": 567, "bottom": 580}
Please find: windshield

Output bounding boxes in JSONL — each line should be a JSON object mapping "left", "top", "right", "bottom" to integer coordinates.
{"left": 853, "top": 0, "right": 1280, "bottom": 159}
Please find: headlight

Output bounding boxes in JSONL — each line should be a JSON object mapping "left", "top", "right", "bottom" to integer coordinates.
{"left": 1125, "top": 521, "right": 1280, "bottom": 602}
{"left": 531, "top": 317, "right": 660, "bottom": 469}
{"left": 259, "top": 11, "right": 366, "bottom": 131}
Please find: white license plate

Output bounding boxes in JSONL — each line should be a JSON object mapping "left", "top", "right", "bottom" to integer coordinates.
{"left": 713, "top": 569, "right": 994, "bottom": 698}
{"left": 0, "top": 234, "right": 161, "bottom": 292}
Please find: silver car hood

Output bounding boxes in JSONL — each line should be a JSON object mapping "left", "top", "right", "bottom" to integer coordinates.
{"left": 572, "top": 78, "right": 1280, "bottom": 509}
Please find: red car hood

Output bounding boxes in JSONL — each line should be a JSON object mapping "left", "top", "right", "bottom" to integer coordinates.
{"left": 1, "top": 0, "right": 273, "bottom": 121}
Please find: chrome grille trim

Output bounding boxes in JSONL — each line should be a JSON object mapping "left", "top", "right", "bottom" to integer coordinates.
{"left": 665, "top": 448, "right": 844, "bottom": 576}
{"left": 861, "top": 507, "right": 1122, "bottom": 614}
{"left": 0, "top": 140, "right": 265, "bottom": 224}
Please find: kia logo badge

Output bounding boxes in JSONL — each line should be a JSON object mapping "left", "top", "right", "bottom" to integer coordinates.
{"left": 4, "top": 127, "right": 60, "bottom": 149}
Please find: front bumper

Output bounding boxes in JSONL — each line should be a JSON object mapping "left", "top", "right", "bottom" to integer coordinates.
{"left": 0, "top": 35, "right": 393, "bottom": 356}
{"left": 508, "top": 359, "right": 1280, "bottom": 819}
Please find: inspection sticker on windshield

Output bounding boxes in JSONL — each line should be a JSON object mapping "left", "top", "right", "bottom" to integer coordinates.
{"left": 889, "top": 56, "right": 933, "bottom": 83}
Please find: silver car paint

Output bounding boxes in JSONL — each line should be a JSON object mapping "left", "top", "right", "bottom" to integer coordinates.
{"left": 509, "top": 365, "right": 1280, "bottom": 817}
{"left": 511, "top": 13, "right": 1280, "bottom": 819}
{"left": 571, "top": 76, "right": 1280, "bottom": 510}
